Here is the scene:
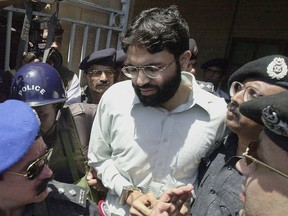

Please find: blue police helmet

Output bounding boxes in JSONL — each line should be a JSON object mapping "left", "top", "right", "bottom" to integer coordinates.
{"left": 11, "top": 62, "right": 67, "bottom": 107}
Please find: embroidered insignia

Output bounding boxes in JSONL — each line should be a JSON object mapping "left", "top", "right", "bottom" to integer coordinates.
{"left": 267, "top": 57, "right": 288, "bottom": 80}
{"left": 261, "top": 105, "right": 288, "bottom": 137}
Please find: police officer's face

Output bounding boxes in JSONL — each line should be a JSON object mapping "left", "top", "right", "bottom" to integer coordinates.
{"left": 225, "top": 79, "right": 287, "bottom": 140}
{"left": 236, "top": 132, "right": 288, "bottom": 216}
{"left": 2, "top": 138, "right": 53, "bottom": 205}
{"left": 86, "top": 65, "right": 115, "bottom": 94}
{"left": 203, "top": 66, "right": 224, "bottom": 86}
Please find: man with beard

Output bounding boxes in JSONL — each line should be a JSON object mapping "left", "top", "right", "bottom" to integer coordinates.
{"left": 79, "top": 48, "right": 117, "bottom": 104}
{"left": 87, "top": 5, "right": 227, "bottom": 216}
{"left": 0, "top": 100, "right": 100, "bottom": 216}
{"left": 236, "top": 91, "right": 288, "bottom": 216}
{"left": 190, "top": 55, "right": 288, "bottom": 216}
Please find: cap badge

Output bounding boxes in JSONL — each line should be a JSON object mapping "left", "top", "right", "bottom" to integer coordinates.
{"left": 267, "top": 57, "right": 288, "bottom": 80}
{"left": 262, "top": 105, "right": 288, "bottom": 137}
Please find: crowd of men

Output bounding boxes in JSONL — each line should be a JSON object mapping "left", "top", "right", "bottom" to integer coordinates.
{"left": 0, "top": 1, "right": 288, "bottom": 216}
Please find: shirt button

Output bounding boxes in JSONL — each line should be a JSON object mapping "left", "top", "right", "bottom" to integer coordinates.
{"left": 227, "top": 165, "right": 232, "bottom": 170}
{"left": 210, "top": 189, "right": 216, "bottom": 194}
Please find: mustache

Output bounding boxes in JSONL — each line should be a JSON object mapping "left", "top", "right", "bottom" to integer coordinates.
{"left": 227, "top": 101, "right": 241, "bottom": 116}
{"left": 138, "top": 83, "right": 157, "bottom": 89}
{"left": 36, "top": 174, "right": 54, "bottom": 196}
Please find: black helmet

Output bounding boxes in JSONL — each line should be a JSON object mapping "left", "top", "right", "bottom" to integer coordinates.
{"left": 11, "top": 62, "right": 67, "bottom": 106}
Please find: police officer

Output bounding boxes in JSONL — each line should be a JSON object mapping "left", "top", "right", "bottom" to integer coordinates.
{"left": 10, "top": 62, "right": 97, "bottom": 184}
{"left": 0, "top": 99, "right": 100, "bottom": 216}
{"left": 238, "top": 91, "right": 288, "bottom": 216}
{"left": 79, "top": 48, "right": 117, "bottom": 104}
{"left": 201, "top": 58, "right": 230, "bottom": 102}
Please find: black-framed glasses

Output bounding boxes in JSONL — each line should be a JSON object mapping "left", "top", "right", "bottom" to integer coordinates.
{"left": 122, "top": 59, "right": 175, "bottom": 79}
{"left": 8, "top": 148, "right": 53, "bottom": 180}
{"left": 230, "top": 81, "right": 263, "bottom": 101}
{"left": 87, "top": 69, "right": 115, "bottom": 77}
{"left": 243, "top": 142, "right": 288, "bottom": 179}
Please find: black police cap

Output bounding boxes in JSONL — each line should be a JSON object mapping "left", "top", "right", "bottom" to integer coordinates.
{"left": 240, "top": 91, "right": 288, "bottom": 152}
{"left": 79, "top": 48, "right": 116, "bottom": 72}
{"left": 228, "top": 55, "right": 288, "bottom": 89}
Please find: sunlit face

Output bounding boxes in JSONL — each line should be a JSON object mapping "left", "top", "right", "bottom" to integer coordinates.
{"left": 236, "top": 132, "right": 288, "bottom": 216}
{"left": 225, "top": 80, "right": 287, "bottom": 139}
{"left": 1, "top": 138, "right": 53, "bottom": 207}
{"left": 85, "top": 65, "right": 115, "bottom": 95}
{"left": 126, "top": 46, "right": 181, "bottom": 107}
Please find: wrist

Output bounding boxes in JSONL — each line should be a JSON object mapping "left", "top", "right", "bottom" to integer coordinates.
{"left": 126, "top": 190, "right": 143, "bottom": 206}
{"left": 119, "top": 185, "right": 141, "bottom": 205}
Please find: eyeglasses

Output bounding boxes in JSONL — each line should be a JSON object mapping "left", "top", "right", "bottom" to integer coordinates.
{"left": 230, "top": 81, "right": 263, "bottom": 101}
{"left": 122, "top": 59, "right": 175, "bottom": 79}
{"left": 243, "top": 142, "right": 288, "bottom": 179}
{"left": 87, "top": 69, "right": 115, "bottom": 77}
{"left": 8, "top": 148, "right": 53, "bottom": 180}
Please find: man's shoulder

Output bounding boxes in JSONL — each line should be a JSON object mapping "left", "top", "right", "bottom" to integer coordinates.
{"left": 100, "top": 80, "right": 136, "bottom": 106}
{"left": 107, "top": 80, "right": 132, "bottom": 92}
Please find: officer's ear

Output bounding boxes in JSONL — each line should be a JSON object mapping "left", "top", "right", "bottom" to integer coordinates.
{"left": 179, "top": 50, "right": 191, "bottom": 71}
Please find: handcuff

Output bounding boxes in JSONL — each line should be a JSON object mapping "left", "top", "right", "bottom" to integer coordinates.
{"left": 119, "top": 185, "right": 141, "bottom": 205}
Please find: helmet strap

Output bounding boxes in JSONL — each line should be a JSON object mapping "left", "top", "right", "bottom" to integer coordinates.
{"left": 55, "top": 109, "right": 62, "bottom": 121}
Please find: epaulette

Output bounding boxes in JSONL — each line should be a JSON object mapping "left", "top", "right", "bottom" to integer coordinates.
{"left": 47, "top": 180, "right": 87, "bottom": 208}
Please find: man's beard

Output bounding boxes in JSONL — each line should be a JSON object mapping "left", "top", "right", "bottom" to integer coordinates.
{"left": 132, "top": 62, "right": 182, "bottom": 107}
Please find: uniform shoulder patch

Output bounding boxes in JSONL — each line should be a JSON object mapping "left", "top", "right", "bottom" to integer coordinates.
{"left": 48, "top": 180, "right": 87, "bottom": 208}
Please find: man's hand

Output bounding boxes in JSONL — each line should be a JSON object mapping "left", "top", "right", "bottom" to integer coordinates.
{"left": 130, "top": 184, "right": 193, "bottom": 216}
{"left": 86, "top": 169, "right": 106, "bottom": 192}
{"left": 129, "top": 192, "right": 158, "bottom": 216}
